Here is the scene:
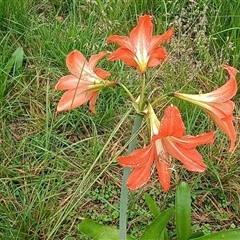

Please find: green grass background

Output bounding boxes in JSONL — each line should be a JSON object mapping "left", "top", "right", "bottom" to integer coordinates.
{"left": 0, "top": 0, "right": 239, "bottom": 239}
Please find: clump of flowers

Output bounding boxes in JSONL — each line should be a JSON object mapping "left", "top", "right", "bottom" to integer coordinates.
{"left": 55, "top": 14, "right": 238, "bottom": 240}
{"left": 56, "top": 15, "right": 237, "bottom": 191}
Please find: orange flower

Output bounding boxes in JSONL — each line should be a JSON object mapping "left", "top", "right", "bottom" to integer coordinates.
{"left": 118, "top": 105, "right": 214, "bottom": 192}
{"left": 106, "top": 15, "right": 174, "bottom": 73}
{"left": 174, "top": 65, "right": 238, "bottom": 152}
{"left": 55, "top": 50, "right": 115, "bottom": 113}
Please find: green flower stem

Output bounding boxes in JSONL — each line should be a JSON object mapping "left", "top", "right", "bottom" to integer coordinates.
{"left": 151, "top": 92, "right": 174, "bottom": 107}
{"left": 119, "top": 113, "right": 144, "bottom": 240}
{"left": 139, "top": 73, "right": 146, "bottom": 110}
{"left": 119, "top": 83, "right": 137, "bottom": 107}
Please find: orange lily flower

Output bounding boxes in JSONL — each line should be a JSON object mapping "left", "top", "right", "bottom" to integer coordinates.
{"left": 174, "top": 64, "right": 238, "bottom": 152}
{"left": 118, "top": 105, "right": 214, "bottom": 192}
{"left": 55, "top": 50, "right": 116, "bottom": 113}
{"left": 106, "top": 15, "right": 174, "bottom": 73}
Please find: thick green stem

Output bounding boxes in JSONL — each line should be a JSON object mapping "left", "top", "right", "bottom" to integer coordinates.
{"left": 119, "top": 113, "right": 144, "bottom": 240}
{"left": 139, "top": 73, "right": 146, "bottom": 110}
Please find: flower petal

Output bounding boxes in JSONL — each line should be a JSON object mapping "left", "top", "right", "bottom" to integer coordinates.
{"left": 126, "top": 148, "right": 154, "bottom": 190}
{"left": 55, "top": 75, "right": 90, "bottom": 90}
{"left": 155, "top": 159, "right": 171, "bottom": 192}
{"left": 158, "top": 105, "right": 185, "bottom": 138}
{"left": 66, "top": 50, "right": 91, "bottom": 78}
{"left": 206, "top": 101, "right": 235, "bottom": 118}
{"left": 148, "top": 47, "right": 167, "bottom": 67}
{"left": 163, "top": 138, "right": 207, "bottom": 172}
{"left": 126, "top": 165, "right": 151, "bottom": 191}
{"left": 129, "top": 15, "right": 153, "bottom": 72}
{"left": 88, "top": 51, "right": 108, "bottom": 70}
{"left": 207, "top": 78, "right": 237, "bottom": 103}
{"left": 172, "top": 132, "right": 214, "bottom": 149}
{"left": 154, "top": 139, "right": 171, "bottom": 192}
{"left": 118, "top": 145, "right": 153, "bottom": 168}
{"left": 106, "top": 35, "right": 133, "bottom": 50}
{"left": 88, "top": 92, "right": 98, "bottom": 114}
{"left": 108, "top": 48, "right": 138, "bottom": 67}
{"left": 175, "top": 65, "right": 238, "bottom": 103}
{"left": 206, "top": 110, "right": 236, "bottom": 152}
{"left": 56, "top": 87, "right": 94, "bottom": 111}
{"left": 222, "top": 64, "right": 239, "bottom": 80}
{"left": 149, "top": 28, "right": 174, "bottom": 51}
{"left": 94, "top": 68, "right": 111, "bottom": 79}
{"left": 175, "top": 93, "right": 236, "bottom": 118}
{"left": 198, "top": 77, "right": 237, "bottom": 103}
{"left": 130, "top": 15, "right": 153, "bottom": 52}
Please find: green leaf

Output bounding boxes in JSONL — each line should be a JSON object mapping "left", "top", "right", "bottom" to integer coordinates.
{"left": 0, "top": 47, "right": 24, "bottom": 99}
{"left": 4, "top": 47, "right": 24, "bottom": 75}
{"left": 144, "top": 194, "right": 169, "bottom": 240}
{"left": 144, "top": 194, "right": 160, "bottom": 218}
{"left": 78, "top": 219, "right": 134, "bottom": 240}
{"left": 11, "top": 46, "right": 24, "bottom": 72}
{"left": 191, "top": 229, "right": 240, "bottom": 240}
{"left": 189, "top": 232, "right": 204, "bottom": 239}
{"left": 140, "top": 207, "right": 174, "bottom": 240}
{"left": 175, "top": 182, "right": 191, "bottom": 240}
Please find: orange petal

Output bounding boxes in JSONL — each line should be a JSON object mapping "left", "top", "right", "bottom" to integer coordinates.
{"left": 203, "top": 75, "right": 237, "bottom": 103}
{"left": 156, "top": 161, "right": 171, "bottom": 192}
{"left": 130, "top": 15, "right": 153, "bottom": 51}
{"left": 119, "top": 143, "right": 155, "bottom": 190}
{"left": 94, "top": 68, "right": 111, "bottom": 79}
{"left": 172, "top": 132, "right": 214, "bottom": 149}
{"left": 66, "top": 50, "right": 90, "bottom": 78}
{"left": 163, "top": 138, "right": 207, "bottom": 172}
{"left": 149, "top": 28, "right": 174, "bottom": 50}
{"left": 88, "top": 92, "right": 98, "bottom": 114}
{"left": 175, "top": 65, "right": 237, "bottom": 103}
{"left": 174, "top": 92, "right": 235, "bottom": 118}
{"left": 222, "top": 64, "right": 239, "bottom": 79}
{"left": 148, "top": 47, "right": 167, "bottom": 67}
{"left": 206, "top": 110, "right": 236, "bottom": 152}
{"left": 126, "top": 166, "right": 151, "bottom": 191}
{"left": 88, "top": 51, "right": 108, "bottom": 70}
{"left": 118, "top": 144, "right": 153, "bottom": 168}
{"left": 106, "top": 35, "right": 133, "bottom": 50}
{"left": 206, "top": 101, "right": 235, "bottom": 118}
{"left": 154, "top": 144, "right": 171, "bottom": 192}
{"left": 55, "top": 75, "right": 90, "bottom": 90}
{"left": 158, "top": 105, "right": 186, "bottom": 138}
{"left": 108, "top": 48, "right": 137, "bottom": 67}
{"left": 56, "top": 87, "right": 93, "bottom": 111}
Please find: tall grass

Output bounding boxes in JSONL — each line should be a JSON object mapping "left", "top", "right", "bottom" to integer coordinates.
{"left": 0, "top": 0, "right": 239, "bottom": 239}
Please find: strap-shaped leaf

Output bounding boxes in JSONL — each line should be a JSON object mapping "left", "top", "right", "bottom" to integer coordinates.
{"left": 191, "top": 229, "right": 240, "bottom": 240}
{"left": 78, "top": 219, "right": 134, "bottom": 240}
{"left": 5, "top": 47, "right": 24, "bottom": 75}
{"left": 0, "top": 47, "right": 24, "bottom": 99}
{"left": 144, "top": 194, "right": 160, "bottom": 218}
{"left": 144, "top": 194, "right": 169, "bottom": 240}
{"left": 140, "top": 207, "right": 174, "bottom": 240}
{"left": 189, "top": 231, "right": 204, "bottom": 239}
{"left": 175, "top": 182, "right": 191, "bottom": 240}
